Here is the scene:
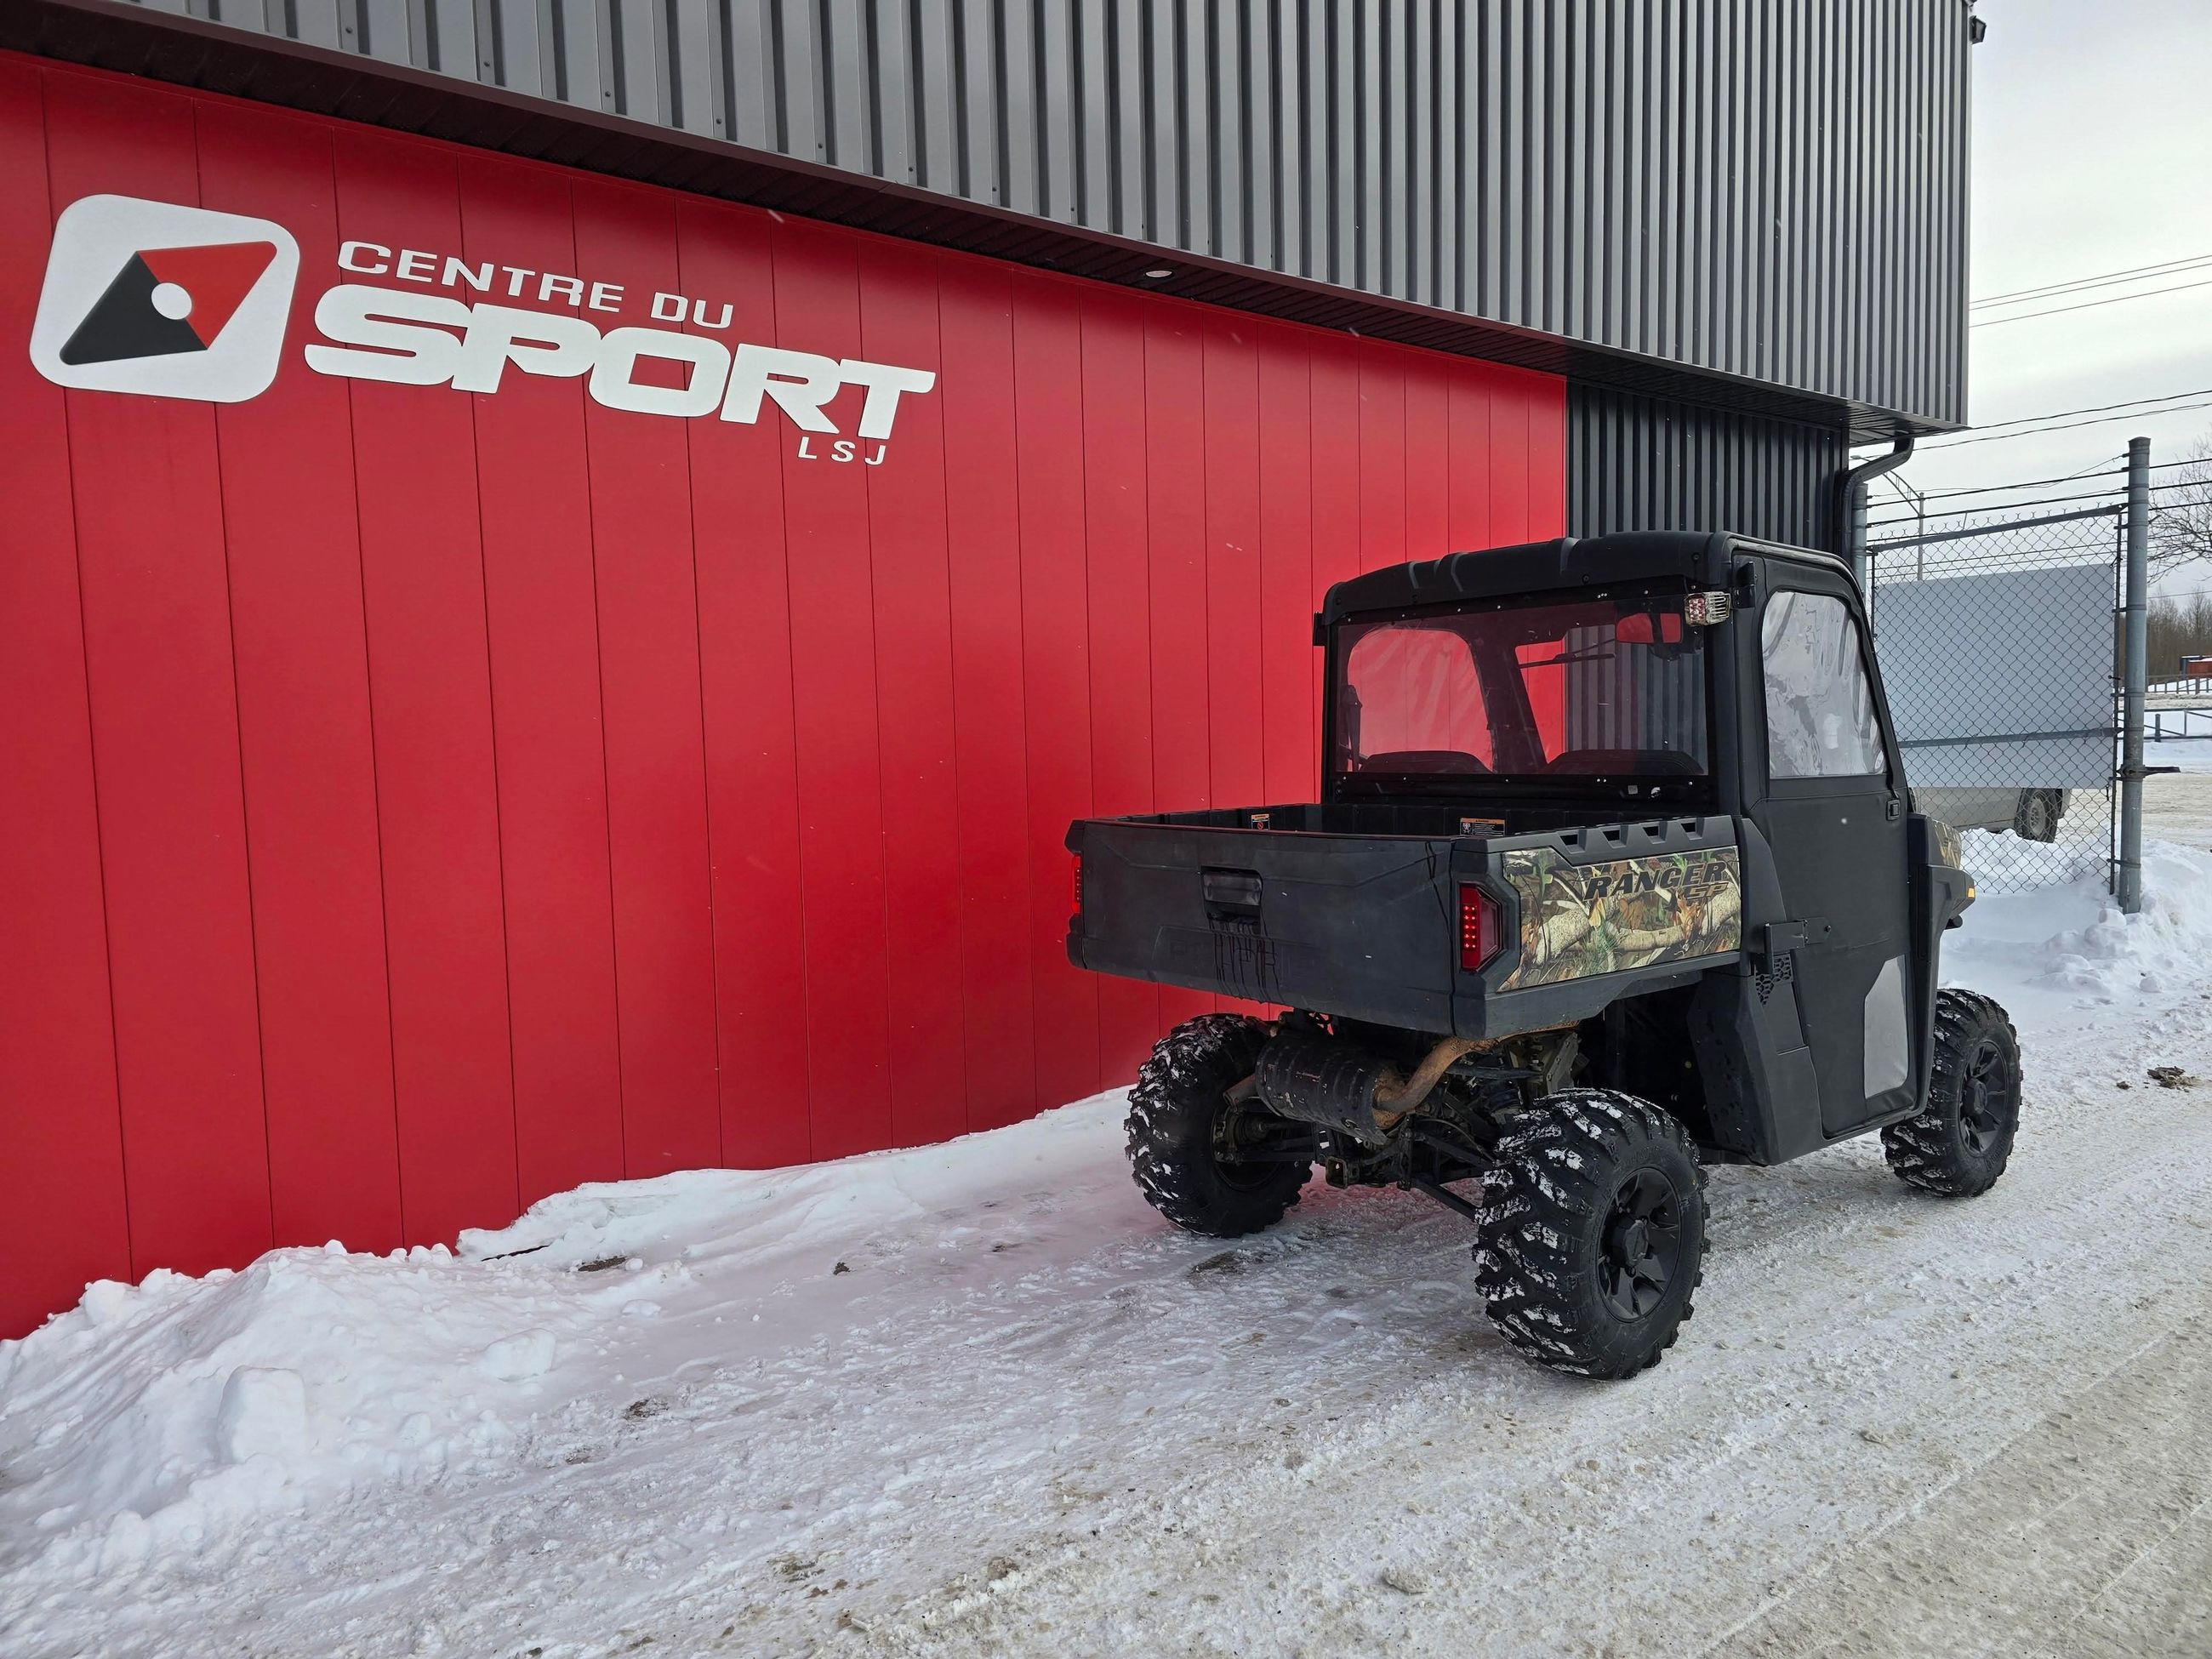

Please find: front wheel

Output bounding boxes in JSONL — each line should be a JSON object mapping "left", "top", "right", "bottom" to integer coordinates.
{"left": 1474, "top": 1091, "right": 1707, "bottom": 1380}
{"left": 1126, "top": 1015, "right": 1309, "bottom": 1236}
{"left": 1882, "top": 989, "right": 2021, "bottom": 1196}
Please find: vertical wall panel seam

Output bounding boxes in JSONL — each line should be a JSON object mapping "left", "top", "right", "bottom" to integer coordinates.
{"left": 1003, "top": 269, "right": 1044, "bottom": 1109}
{"left": 1068, "top": 278, "right": 1100, "bottom": 1086}
{"left": 848, "top": 232, "right": 903, "bottom": 1151}
{"left": 671, "top": 204, "right": 727, "bottom": 1168}
{"left": 451, "top": 154, "right": 524, "bottom": 1212}
{"left": 762, "top": 214, "right": 822, "bottom": 1153}
{"left": 563, "top": 174, "right": 636, "bottom": 1174}
{"left": 1301, "top": 339, "right": 1314, "bottom": 775}
{"left": 328, "top": 311, "right": 411, "bottom": 1238}
{"left": 37, "top": 66, "right": 137, "bottom": 1280}
{"left": 922, "top": 255, "right": 972, "bottom": 1111}
{"left": 461, "top": 413, "right": 532, "bottom": 1194}
{"left": 188, "top": 105, "right": 280, "bottom": 1253}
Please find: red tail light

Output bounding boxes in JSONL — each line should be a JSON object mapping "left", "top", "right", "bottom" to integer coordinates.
{"left": 1459, "top": 883, "right": 1501, "bottom": 971}
{"left": 1072, "top": 854, "right": 1084, "bottom": 915}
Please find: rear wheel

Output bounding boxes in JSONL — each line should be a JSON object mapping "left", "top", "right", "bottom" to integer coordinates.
{"left": 2012, "top": 790, "right": 2061, "bottom": 842}
{"left": 1126, "top": 1015, "right": 1309, "bottom": 1236}
{"left": 1882, "top": 989, "right": 2021, "bottom": 1196}
{"left": 1474, "top": 1091, "right": 1707, "bottom": 1380}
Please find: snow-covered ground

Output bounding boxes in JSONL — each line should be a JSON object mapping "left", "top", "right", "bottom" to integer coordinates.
{"left": 2143, "top": 739, "right": 2212, "bottom": 852}
{"left": 6, "top": 849, "right": 2212, "bottom": 1658}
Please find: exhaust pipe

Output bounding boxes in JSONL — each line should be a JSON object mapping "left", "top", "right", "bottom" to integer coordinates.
{"left": 1253, "top": 1033, "right": 1482, "bottom": 1147}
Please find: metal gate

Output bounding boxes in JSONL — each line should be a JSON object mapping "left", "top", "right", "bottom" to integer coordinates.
{"left": 1862, "top": 494, "right": 2127, "bottom": 897}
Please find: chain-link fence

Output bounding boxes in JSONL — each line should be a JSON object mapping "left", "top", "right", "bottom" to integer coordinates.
{"left": 1864, "top": 499, "right": 2124, "bottom": 895}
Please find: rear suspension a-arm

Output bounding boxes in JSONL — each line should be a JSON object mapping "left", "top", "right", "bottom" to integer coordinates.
{"left": 1405, "top": 1174, "right": 1485, "bottom": 1224}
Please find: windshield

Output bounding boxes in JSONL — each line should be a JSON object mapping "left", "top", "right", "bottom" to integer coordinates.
{"left": 1331, "top": 589, "right": 1710, "bottom": 791}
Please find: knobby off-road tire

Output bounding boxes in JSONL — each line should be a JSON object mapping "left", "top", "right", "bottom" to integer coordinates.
{"left": 1126, "top": 1014, "right": 1308, "bottom": 1237}
{"left": 1474, "top": 1090, "right": 1707, "bottom": 1381}
{"left": 1882, "top": 989, "right": 2021, "bottom": 1197}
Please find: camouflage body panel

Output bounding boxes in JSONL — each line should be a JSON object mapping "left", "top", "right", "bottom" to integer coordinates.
{"left": 1927, "top": 817, "right": 1964, "bottom": 871}
{"left": 1498, "top": 845, "right": 1744, "bottom": 989}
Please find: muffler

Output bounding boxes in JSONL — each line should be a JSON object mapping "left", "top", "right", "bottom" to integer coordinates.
{"left": 1253, "top": 1033, "right": 1481, "bottom": 1148}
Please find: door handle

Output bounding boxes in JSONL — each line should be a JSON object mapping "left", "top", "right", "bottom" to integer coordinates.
{"left": 1759, "top": 918, "right": 1833, "bottom": 962}
{"left": 1884, "top": 797, "right": 1902, "bottom": 821}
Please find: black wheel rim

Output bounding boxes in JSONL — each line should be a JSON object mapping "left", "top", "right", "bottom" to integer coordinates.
{"left": 1958, "top": 1037, "right": 2015, "bottom": 1154}
{"left": 1599, "top": 1166, "right": 1684, "bottom": 1321}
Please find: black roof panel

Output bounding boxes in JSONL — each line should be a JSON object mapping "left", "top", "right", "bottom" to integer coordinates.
{"left": 1321, "top": 533, "right": 1741, "bottom": 622}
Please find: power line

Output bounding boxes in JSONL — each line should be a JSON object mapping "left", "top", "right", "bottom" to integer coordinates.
{"left": 1876, "top": 465, "right": 2120, "bottom": 502}
{"left": 1865, "top": 478, "right": 2202, "bottom": 531}
{"left": 1854, "top": 396, "right": 2209, "bottom": 476}
{"left": 1926, "top": 390, "right": 2212, "bottom": 438}
{"left": 1972, "top": 252, "right": 2212, "bottom": 309}
{"left": 2055, "top": 451, "right": 2129, "bottom": 482}
{"left": 1912, "top": 400, "right": 2212, "bottom": 450}
{"left": 1860, "top": 459, "right": 2122, "bottom": 508}
{"left": 1970, "top": 275, "right": 2212, "bottom": 328}
{"left": 1865, "top": 487, "right": 2126, "bottom": 527}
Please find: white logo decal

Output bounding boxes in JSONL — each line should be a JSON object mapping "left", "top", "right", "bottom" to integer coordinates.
{"left": 305, "top": 285, "right": 934, "bottom": 448}
{"left": 29, "top": 197, "right": 937, "bottom": 460}
{"left": 30, "top": 195, "right": 299, "bottom": 402}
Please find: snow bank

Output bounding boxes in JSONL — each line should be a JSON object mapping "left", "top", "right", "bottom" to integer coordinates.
{"left": 0, "top": 1095, "right": 1133, "bottom": 1582}
{"left": 1945, "top": 837, "right": 2212, "bottom": 1030}
{"left": 0, "top": 1239, "right": 659, "bottom": 1579}
{"left": 5, "top": 841, "right": 2210, "bottom": 1586}
{"left": 455, "top": 1087, "right": 1118, "bottom": 1277}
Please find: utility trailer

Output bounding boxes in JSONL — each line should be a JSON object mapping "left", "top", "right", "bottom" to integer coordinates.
{"left": 1067, "top": 533, "right": 2017, "bottom": 1379}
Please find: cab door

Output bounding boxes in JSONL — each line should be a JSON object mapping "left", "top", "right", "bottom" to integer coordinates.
{"left": 1748, "top": 571, "right": 1918, "bottom": 1138}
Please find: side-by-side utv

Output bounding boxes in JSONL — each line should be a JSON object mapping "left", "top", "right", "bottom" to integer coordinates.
{"left": 1066, "top": 533, "right": 2019, "bottom": 1380}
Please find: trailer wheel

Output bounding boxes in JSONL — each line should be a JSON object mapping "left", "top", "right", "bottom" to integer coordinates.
{"left": 1881, "top": 989, "right": 2021, "bottom": 1197}
{"left": 1126, "top": 1015, "right": 1308, "bottom": 1237}
{"left": 2012, "top": 790, "right": 2061, "bottom": 842}
{"left": 1474, "top": 1091, "right": 1707, "bottom": 1380}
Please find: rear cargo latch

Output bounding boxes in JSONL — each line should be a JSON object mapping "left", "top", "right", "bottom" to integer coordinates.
{"left": 1201, "top": 866, "right": 1264, "bottom": 921}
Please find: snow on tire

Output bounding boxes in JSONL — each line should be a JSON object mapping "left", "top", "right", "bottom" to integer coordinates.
{"left": 1882, "top": 988, "right": 2022, "bottom": 1198}
{"left": 1474, "top": 1090, "right": 1707, "bottom": 1380}
{"left": 1125, "top": 1015, "right": 1308, "bottom": 1238}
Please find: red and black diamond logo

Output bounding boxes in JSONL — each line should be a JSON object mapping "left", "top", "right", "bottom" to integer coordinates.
{"left": 59, "top": 240, "right": 282, "bottom": 367}
{"left": 31, "top": 196, "right": 300, "bottom": 402}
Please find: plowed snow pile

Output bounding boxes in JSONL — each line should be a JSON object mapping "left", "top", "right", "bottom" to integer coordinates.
{"left": 5, "top": 844, "right": 2212, "bottom": 1659}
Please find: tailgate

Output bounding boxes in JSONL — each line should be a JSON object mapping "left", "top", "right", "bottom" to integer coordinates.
{"left": 1067, "top": 817, "right": 1458, "bottom": 1031}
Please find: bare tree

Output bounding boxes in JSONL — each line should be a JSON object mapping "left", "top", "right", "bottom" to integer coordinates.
{"left": 2146, "top": 590, "right": 2212, "bottom": 680}
{"left": 2152, "top": 432, "right": 2212, "bottom": 575}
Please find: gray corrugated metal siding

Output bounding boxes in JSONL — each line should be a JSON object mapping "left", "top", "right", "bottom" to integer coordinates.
{"left": 95, "top": 0, "right": 1973, "bottom": 426}
{"left": 1568, "top": 384, "right": 1848, "bottom": 550}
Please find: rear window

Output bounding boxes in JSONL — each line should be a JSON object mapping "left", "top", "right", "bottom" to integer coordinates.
{"left": 1332, "top": 591, "right": 1710, "bottom": 788}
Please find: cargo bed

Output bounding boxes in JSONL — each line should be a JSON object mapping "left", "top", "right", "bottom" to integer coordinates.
{"left": 1066, "top": 806, "right": 1747, "bottom": 1038}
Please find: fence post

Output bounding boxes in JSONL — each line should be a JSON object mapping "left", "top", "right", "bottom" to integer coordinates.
{"left": 2118, "top": 436, "right": 2151, "bottom": 914}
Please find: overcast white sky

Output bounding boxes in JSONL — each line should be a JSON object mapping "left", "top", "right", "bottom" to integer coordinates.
{"left": 1864, "top": 0, "right": 2212, "bottom": 525}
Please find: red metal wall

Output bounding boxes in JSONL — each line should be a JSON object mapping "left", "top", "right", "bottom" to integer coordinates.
{"left": 0, "top": 54, "right": 1566, "bottom": 1337}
